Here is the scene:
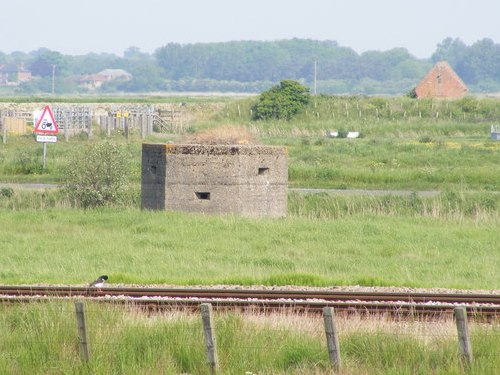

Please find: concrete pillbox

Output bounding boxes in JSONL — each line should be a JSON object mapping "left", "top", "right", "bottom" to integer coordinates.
{"left": 141, "top": 143, "right": 288, "bottom": 217}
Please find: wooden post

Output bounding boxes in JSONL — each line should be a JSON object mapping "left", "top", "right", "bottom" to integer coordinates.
{"left": 75, "top": 301, "right": 90, "bottom": 362}
{"left": 323, "top": 307, "right": 341, "bottom": 372}
{"left": 64, "top": 115, "right": 69, "bottom": 141}
{"left": 2, "top": 117, "right": 6, "bottom": 144}
{"left": 147, "top": 114, "right": 153, "bottom": 136}
{"left": 147, "top": 114, "right": 151, "bottom": 136}
{"left": 138, "top": 115, "right": 143, "bottom": 139}
{"left": 88, "top": 116, "right": 93, "bottom": 140}
{"left": 454, "top": 307, "right": 473, "bottom": 367}
{"left": 200, "top": 303, "right": 218, "bottom": 374}
{"left": 124, "top": 117, "right": 129, "bottom": 139}
{"left": 107, "top": 117, "right": 111, "bottom": 137}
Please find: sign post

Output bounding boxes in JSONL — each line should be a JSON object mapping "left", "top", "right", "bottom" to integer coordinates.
{"left": 34, "top": 105, "right": 59, "bottom": 169}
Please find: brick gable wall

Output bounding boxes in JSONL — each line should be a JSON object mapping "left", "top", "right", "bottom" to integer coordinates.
{"left": 415, "top": 61, "right": 468, "bottom": 98}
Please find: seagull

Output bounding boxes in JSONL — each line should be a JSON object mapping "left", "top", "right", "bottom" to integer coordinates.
{"left": 89, "top": 275, "right": 108, "bottom": 288}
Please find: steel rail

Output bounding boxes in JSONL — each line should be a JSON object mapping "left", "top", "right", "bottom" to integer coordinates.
{"left": 0, "top": 285, "right": 498, "bottom": 304}
{"left": 0, "top": 286, "right": 498, "bottom": 320}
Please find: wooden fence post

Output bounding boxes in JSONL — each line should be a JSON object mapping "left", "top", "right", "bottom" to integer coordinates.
{"left": 88, "top": 116, "right": 93, "bottom": 140}
{"left": 64, "top": 115, "right": 69, "bottom": 141}
{"left": 454, "top": 307, "right": 473, "bottom": 367}
{"left": 200, "top": 303, "right": 219, "bottom": 374}
{"left": 75, "top": 301, "right": 90, "bottom": 362}
{"left": 123, "top": 117, "right": 129, "bottom": 139}
{"left": 139, "top": 115, "right": 145, "bottom": 139}
{"left": 323, "top": 306, "right": 341, "bottom": 372}
{"left": 2, "top": 117, "right": 6, "bottom": 144}
{"left": 106, "top": 116, "right": 111, "bottom": 137}
{"left": 147, "top": 114, "right": 153, "bottom": 136}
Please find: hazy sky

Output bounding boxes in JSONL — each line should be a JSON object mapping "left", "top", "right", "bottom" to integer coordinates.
{"left": 1, "top": 0, "right": 499, "bottom": 58}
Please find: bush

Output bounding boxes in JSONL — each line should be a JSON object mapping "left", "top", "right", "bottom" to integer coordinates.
{"left": 62, "top": 141, "right": 130, "bottom": 208}
{"left": 251, "top": 80, "right": 310, "bottom": 121}
{"left": 0, "top": 187, "right": 14, "bottom": 198}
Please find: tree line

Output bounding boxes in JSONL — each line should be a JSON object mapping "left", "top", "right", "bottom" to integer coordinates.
{"left": 1, "top": 37, "right": 499, "bottom": 95}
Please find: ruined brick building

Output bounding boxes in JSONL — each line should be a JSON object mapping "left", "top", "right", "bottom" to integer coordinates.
{"left": 415, "top": 61, "right": 468, "bottom": 98}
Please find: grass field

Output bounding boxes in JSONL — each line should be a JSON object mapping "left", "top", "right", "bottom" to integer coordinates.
{"left": 0, "top": 208, "right": 498, "bottom": 289}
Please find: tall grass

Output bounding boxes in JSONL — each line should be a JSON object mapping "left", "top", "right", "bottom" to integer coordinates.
{"left": 288, "top": 191, "right": 499, "bottom": 220}
{"left": 1, "top": 186, "right": 496, "bottom": 220}
{"left": 0, "top": 302, "right": 498, "bottom": 374}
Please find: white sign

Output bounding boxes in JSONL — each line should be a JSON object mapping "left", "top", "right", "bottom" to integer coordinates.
{"left": 36, "top": 135, "right": 58, "bottom": 143}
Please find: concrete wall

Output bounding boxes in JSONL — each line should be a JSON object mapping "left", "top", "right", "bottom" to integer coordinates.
{"left": 141, "top": 143, "right": 288, "bottom": 217}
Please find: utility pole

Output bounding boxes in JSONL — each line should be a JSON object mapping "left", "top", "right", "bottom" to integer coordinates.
{"left": 313, "top": 60, "right": 317, "bottom": 95}
{"left": 51, "top": 64, "right": 56, "bottom": 95}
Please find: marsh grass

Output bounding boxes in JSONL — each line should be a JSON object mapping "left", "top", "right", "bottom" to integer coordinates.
{"left": 0, "top": 302, "right": 498, "bottom": 374}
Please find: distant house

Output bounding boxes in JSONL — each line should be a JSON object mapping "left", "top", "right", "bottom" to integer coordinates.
{"left": 0, "top": 64, "right": 32, "bottom": 86}
{"left": 78, "top": 73, "right": 109, "bottom": 90}
{"left": 78, "top": 69, "right": 132, "bottom": 90}
{"left": 415, "top": 61, "right": 468, "bottom": 98}
{"left": 98, "top": 69, "right": 133, "bottom": 81}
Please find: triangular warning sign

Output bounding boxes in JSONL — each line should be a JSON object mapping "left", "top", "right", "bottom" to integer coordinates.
{"left": 34, "top": 105, "right": 59, "bottom": 134}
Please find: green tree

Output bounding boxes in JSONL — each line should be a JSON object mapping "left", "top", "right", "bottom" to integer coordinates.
{"left": 29, "top": 49, "right": 68, "bottom": 77}
{"left": 62, "top": 142, "right": 130, "bottom": 208}
{"left": 251, "top": 80, "right": 310, "bottom": 120}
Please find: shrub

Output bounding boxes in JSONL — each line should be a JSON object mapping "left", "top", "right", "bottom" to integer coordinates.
{"left": 0, "top": 187, "right": 14, "bottom": 198}
{"left": 62, "top": 141, "right": 130, "bottom": 208}
{"left": 418, "top": 135, "right": 433, "bottom": 143}
{"left": 251, "top": 80, "right": 310, "bottom": 121}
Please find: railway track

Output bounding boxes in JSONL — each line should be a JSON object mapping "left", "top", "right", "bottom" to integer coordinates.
{"left": 0, "top": 285, "right": 498, "bottom": 320}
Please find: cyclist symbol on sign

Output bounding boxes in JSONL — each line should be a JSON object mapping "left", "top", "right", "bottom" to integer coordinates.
{"left": 41, "top": 119, "right": 53, "bottom": 129}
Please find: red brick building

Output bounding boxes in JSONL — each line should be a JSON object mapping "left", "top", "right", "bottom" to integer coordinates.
{"left": 415, "top": 61, "right": 468, "bottom": 98}
{"left": 0, "top": 64, "right": 32, "bottom": 86}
